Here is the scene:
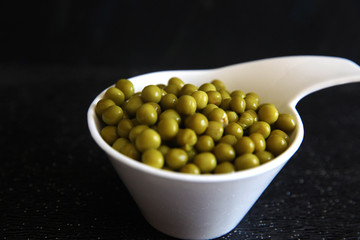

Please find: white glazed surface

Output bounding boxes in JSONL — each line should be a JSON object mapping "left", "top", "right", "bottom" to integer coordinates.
{"left": 88, "top": 56, "right": 360, "bottom": 239}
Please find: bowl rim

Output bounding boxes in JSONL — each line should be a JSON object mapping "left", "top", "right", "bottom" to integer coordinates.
{"left": 87, "top": 67, "right": 304, "bottom": 183}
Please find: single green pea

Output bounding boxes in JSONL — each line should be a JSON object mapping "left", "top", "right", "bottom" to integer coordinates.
{"left": 249, "top": 121, "right": 271, "bottom": 139}
{"left": 226, "top": 110, "right": 239, "bottom": 123}
{"left": 191, "top": 90, "right": 208, "bottom": 110}
{"left": 234, "top": 153, "right": 260, "bottom": 170}
{"left": 207, "top": 91, "right": 222, "bottom": 106}
{"left": 193, "top": 152, "right": 217, "bottom": 173}
{"left": 205, "top": 121, "right": 224, "bottom": 142}
{"left": 237, "top": 111, "right": 254, "bottom": 129}
{"left": 136, "top": 103, "right": 158, "bottom": 126}
{"left": 275, "top": 113, "right": 296, "bottom": 132}
{"left": 244, "top": 94, "right": 259, "bottom": 111}
{"left": 245, "top": 109, "right": 258, "bottom": 122}
{"left": 180, "top": 163, "right": 200, "bottom": 175}
{"left": 165, "top": 148, "right": 188, "bottom": 170}
{"left": 230, "top": 95, "right": 246, "bottom": 114}
{"left": 214, "top": 162, "right": 235, "bottom": 174}
{"left": 117, "top": 118, "right": 134, "bottom": 138}
{"left": 249, "top": 133, "right": 266, "bottom": 152}
{"left": 219, "top": 134, "right": 238, "bottom": 147}
{"left": 199, "top": 83, "right": 217, "bottom": 92}
{"left": 125, "top": 95, "right": 144, "bottom": 117}
{"left": 142, "top": 148, "right": 164, "bottom": 169}
{"left": 255, "top": 150, "right": 274, "bottom": 164}
{"left": 234, "top": 136, "right": 255, "bottom": 155}
{"left": 115, "top": 79, "right": 134, "bottom": 100}
{"left": 208, "top": 108, "right": 229, "bottom": 127}
{"left": 176, "top": 128, "right": 197, "bottom": 147}
{"left": 160, "top": 93, "right": 178, "bottom": 110}
{"left": 95, "top": 98, "right": 115, "bottom": 116}
{"left": 104, "top": 87, "right": 125, "bottom": 106}
{"left": 100, "top": 125, "right": 118, "bottom": 145}
{"left": 219, "top": 89, "right": 231, "bottom": 100}
{"left": 185, "top": 113, "right": 208, "bottom": 135}
{"left": 112, "top": 137, "right": 129, "bottom": 152}
{"left": 211, "top": 79, "right": 226, "bottom": 91}
{"left": 141, "top": 85, "right": 162, "bottom": 103}
{"left": 120, "top": 142, "right": 140, "bottom": 160}
{"left": 135, "top": 128, "right": 161, "bottom": 152}
{"left": 258, "top": 103, "right": 279, "bottom": 125}
{"left": 102, "top": 105, "right": 124, "bottom": 125}
{"left": 224, "top": 122, "right": 243, "bottom": 139}
{"left": 202, "top": 104, "right": 219, "bottom": 117}
{"left": 148, "top": 102, "right": 162, "bottom": 115}
{"left": 266, "top": 134, "right": 288, "bottom": 156}
{"left": 159, "top": 109, "right": 182, "bottom": 125}
{"left": 168, "top": 77, "right": 185, "bottom": 89}
{"left": 230, "top": 90, "right": 246, "bottom": 98}
{"left": 157, "top": 118, "right": 179, "bottom": 141}
{"left": 270, "top": 129, "right": 290, "bottom": 144}
{"left": 219, "top": 98, "right": 231, "bottom": 110}
{"left": 178, "top": 83, "right": 198, "bottom": 96}
{"left": 164, "top": 84, "right": 180, "bottom": 96}
{"left": 213, "top": 143, "right": 236, "bottom": 162}
{"left": 195, "top": 135, "right": 215, "bottom": 152}
{"left": 176, "top": 95, "right": 197, "bottom": 115}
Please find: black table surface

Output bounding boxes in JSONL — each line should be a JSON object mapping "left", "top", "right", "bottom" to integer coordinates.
{"left": 1, "top": 63, "right": 359, "bottom": 240}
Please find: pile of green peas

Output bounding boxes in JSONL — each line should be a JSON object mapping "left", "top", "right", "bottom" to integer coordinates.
{"left": 96, "top": 77, "right": 296, "bottom": 175}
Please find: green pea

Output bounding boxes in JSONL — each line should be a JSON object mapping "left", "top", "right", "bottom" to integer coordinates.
{"left": 157, "top": 118, "right": 179, "bottom": 141}
{"left": 244, "top": 94, "right": 259, "bottom": 111}
{"left": 226, "top": 110, "right": 239, "bottom": 123}
{"left": 234, "top": 136, "right": 255, "bottom": 155}
{"left": 213, "top": 143, "right": 236, "bottom": 162}
{"left": 275, "top": 113, "right": 296, "bottom": 132}
{"left": 185, "top": 113, "right": 208, "bottom": 135}
{"left": 95, "top": 98, "right": 115, "bottom": 116}
{"left": 100, "top": 125, "right": 118, "bottom": 145}
{"left": 249, "top": 121, "right": 271, "bottom": 139}
{"left": 208, "top": 108, "right": 229, "bottom": 127}
{"left": 159, "top": 109, "right": 182, "bottom": 125}
{"left": 168, "top": 77, "right": 185, "bottom": 89}
{"left": 219, "top": 134, "right": 238, "bottom": 146}
{"left": 102, "top": 105, "right": 124, "bottom": 125}
{"left": 115, "top": 79, "right": 134, "bottom": 100}
{"left": 249, "top": 133, "right": 266, "bottom": 152}
{"left": 231, "top": 90, "right": 246, "bottom": 98}
{"left": 176, "top": 95, "right": 197, "bottom": 115}
{"left": 165, "top": 148, "right": 188, "bottom": 170}
{"left": 205, "top": 121, "right": 224, "bottom": 142}
{"left": 125, "top": 95, "right": 144, "bottom": 117}
{"left": 202, "top": 104, "right": 218, "bottom": 117}
{"left": 237, "top": 111, "right": 254, "bottom": 129}
{"left": 230, "top": 95, "right": 246, "bottom": 114}
{"left": 142, "top": 148, "right": 164, "bottom": 169}
{"left": 136, "top": 103, "right": 158, "bottom": 126}
{"left": 117, "top": 118, "right": 134, "bottom": 138}
{"left": 266, "top": 134, "right": 288, "bottom": 156}
{"left": 178, "top": 83, "right": 198, "bottom": 96}
{"left": 224, "top": 122, "right": 243, "bottom": 139}
{"left": 160, "top": 93, "right": 178, "bottom": 110}
{"left": 207, "top": 91, "right": 222, "bottom": 106}
{"left": 191, "top": 90, "right": 209, "bottom": 110}
{"left": 255, "top": 150, "right": 274, "bottom": 164}
{"left": 258, "top": 103, "right": 279, "bottom": 125}
{"left": 270, "top": 129, "right": 290, "bottom": 144}
{"left": 112, "top": 137, "right": 129, "bottom": 152}
{"left": 141, "top": 85, "right": 162, "bottom": 103}
{"left": 199, "top": 83, "right": 217, "bottom": 92}
{"left": 128, "top": 125, "right": 148, "bottom": 143}
{"left": 176, "top": 128, "right": 197, "bottom": 147}
{"left": 195, "top": 135, "right": 215, "bottom": 152}
{"left": 211, "top": 79, "right": 226, "bottom": 91}
{"left": 214, "top": 162, "right": 235, "bottom": 174}
{"left": 194, "top": 152, "right": 217, "bottom": 173}
{"left": 180, "top": 163, "right": 200, "bottom": 175}
{"left": 234, "top": 153, "right": 260, "bottom": 170}
{"left": 135, "top": 128, "right": 161, "bottom": 152}
{"left": 104, "top": 87, "right": 125, "bottom": 106}
{"left": 120, "top": 142, "right": 140, "bottom": 160}
{"left": 164, "top": 84, "right": 180, "bottom": 96}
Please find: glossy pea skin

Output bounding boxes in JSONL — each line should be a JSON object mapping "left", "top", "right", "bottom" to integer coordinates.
{"left": 249, "top": 132, "right": 266, "bottom": 152}
{"left": 207, "top": 91, "right": 222, "bottom": 106}
{"left": 208, "top": 108, "right": 229, "bottom": 127}
{"left": 219, "top": 98, "right": 231, "bottom": 110}
{"left": 270, "top": 129, "right": 290, "bottom": 143}
{"left": 168, "top": 77, "right": 185, "bottom": 89}
{"left": 135, "top": 128, "right": 161, "bottom": 152}
{"left": 112, "top": 137, "right": 129, "bottom": 152}
{"left": 157, "top": 118, "right": 179, "bottom": 141}
{"left": 104, "top": 87, "right": 125, "bottom": 106}
{"left": 117, "top": 118, "right": 134, "bottom": 138}
{"left": 199, "top": 83, "right": 216, "bottom": 92}
{"left": 214, "top": 162, "right": 235, "bottom": 174}
{"left": 148, "top": 102, "right": 162, "bottom": 115}
{"left": 266, "top": 134, "right": 288, "bottom": 156}
{"left": 219, "top": 89, "right": 231, "bottom": 100}
{"left": 121, "top": 142, "right": 140, "bottom": 160}
{"left": 235, "top": 153, "right": 260, "bottom": 170}
{"left": 102, "top": 105, "right": 124, "bottom": 125}
{"left": 176, "top": 95, "right": 197, "bottom": 115}
{"left": 193, "top": 152, "right": 217, "bottom": 173}
{"left": 95, "top": 98, "right": 115, "bottom": 116}
{"left": 205, "top": 121, "right": 224, "bottom": 142}
{"left": 164, "top": 84, "right": 180, "bottom": 96}
{"left": 202, "top": 104, "right": 218, "bottom": 117}
{"left": 237, "top": 111, "right": 254, "bottom": 129}
{"left": 213, "top": 143, "right": 236, "bottom": 162}
{"left": 229, "top": 95, "right": 246, "bottom": 114}
{"left": 255, "top": 150, "right": 274, "bottom": 164}
{"left": 100, "top": 125, "right": 118, "bottom": 145}
{"left": 244, "top": 94, "right": 259, "bottom": 111}
{"left": 136, "top": 103, "right": 158, "bottom": 126}
{"left": 249, "top": 121, "right": 271, "bottom": 139}
{"left": 115, "top": 79, "right": 134, "bottom": 100}
{"left": 125, "top": 95, "right": 144, "bottom": 117}
{"left": 231, "top": 90, "right": 246, "bottom": 98}
{"left": 165, "top": 148, "right": 188, "bottom": 170}
{"left": 128, "top": 125, "right": 148, "bottom": 143}
{"left": 226, "top": 110, "right": 239, "bottom": 123}
{"left": 224, "top": 122, "right": 243, "bottom": 139}
{"left": 141, "top": 85, "right": 162, "bottom": 103}
{"left": 142, "top": 148, "right": 164, "bottom": 169}
{"left": 191, "top": 90, "right": 208, "bottom": 110}
{"left": 176, "top": 128, "right": 197, "bottom": 147}
{"left": 180, "top": 163, "right": 200, "bottom": 175}
{"left": 195, "top": 135, "right": 215, "bottom": 152}
{"left": 211, "top": 79, "right": 226, "bottom": 91}
{"left": 159, "top": 109, "right": 182, "bottom": 125}
{"left": 275, "top": 113, "right": 296, "bottom": 132}
{"left": 219, "top": 134, "right": 238, "bottom": 146}
{"left": 234, "top": 136, "right": 255, "bottom": 155}
{"left": 185, "top": 113, "right": 208, "bottom": 135}
{"left": 178, "top": 83, "right": 198, "bottom": 96}
{"left": 258, "top": 103, "right": 279, "bottom": 125}
{"left": 160, "top": 93, "right": 178, "bottom": 110}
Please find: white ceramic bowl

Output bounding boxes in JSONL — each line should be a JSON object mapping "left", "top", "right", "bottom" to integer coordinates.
{"left": 88, "top": 56, "right": 360, "bottom": 239}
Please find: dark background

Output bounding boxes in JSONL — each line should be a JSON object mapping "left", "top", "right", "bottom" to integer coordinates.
{"left": 1, "top": 1, "right": 360, "bottom": 239}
